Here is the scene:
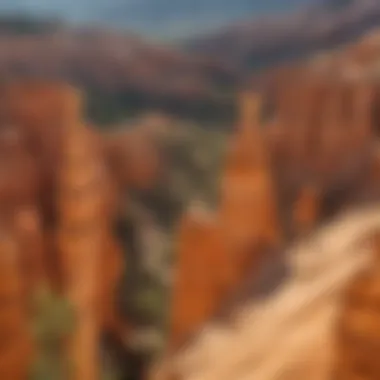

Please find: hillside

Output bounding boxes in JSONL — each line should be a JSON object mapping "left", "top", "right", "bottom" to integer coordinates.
{"left": 255, "top": 28, "right": 380, "bottom": 109}
{"left": 186, "top": 0, "right": 380, "bottom": 72}
{"left": 0, "top": 22, "right": 238, "bottom": 124}
{"left": 3, "top": 2, "right": 380, "bottom": 125}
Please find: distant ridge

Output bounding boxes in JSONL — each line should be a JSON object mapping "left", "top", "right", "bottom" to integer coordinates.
{"left": 185, "top": 0, "right": 380, "bottom": 72}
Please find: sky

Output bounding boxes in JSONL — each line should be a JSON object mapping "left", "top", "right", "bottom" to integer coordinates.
{"left": 0, "top": 0, "right": 317, "bottom": 39}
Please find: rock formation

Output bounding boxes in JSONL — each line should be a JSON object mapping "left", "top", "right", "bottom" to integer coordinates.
{"left": 219, "top": 92, "right": 282, "bottom": 289}
{"left": 152, "top": 206, "right": 380, "bottom": 380}
{"left": 154, "top": 75, "right": 380, "bottom": 380}
{"left": 0, "top": 224, "right": 32, "bottom": 380}
{"left": 55, "top": 88, "right": 110, "bottom": 380}
{"left": 167, "top": 91, "right": 283, "bottom": 354}
{"left": 0, "top": 80, "right": 162, "bottom": 379}
{"left": 292, "top": 184, "right": 321, "bottom": 238}
{"left": 331, "top": 231, "right": 380, "bottom": 380}
{"left": 168, "top": 205, "right": 229, "bottom": 351}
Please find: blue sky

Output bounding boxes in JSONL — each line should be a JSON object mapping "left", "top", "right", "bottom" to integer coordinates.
{"left": 0, "top": 0, "right": 317, "bottom": 39}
